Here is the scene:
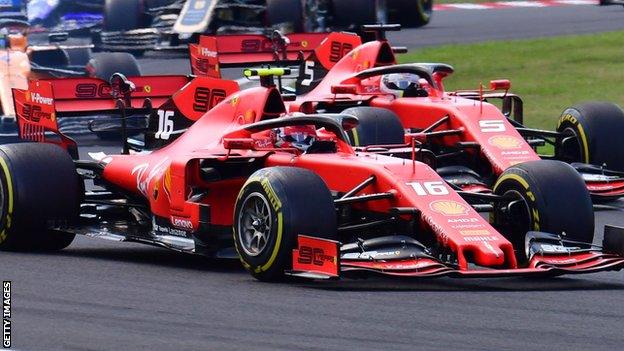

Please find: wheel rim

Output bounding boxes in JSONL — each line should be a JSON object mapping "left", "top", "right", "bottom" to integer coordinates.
{"left": 238, "top": 192, "right": 273, "bottom": 257}
{"left": 558, "top": 126, "right": 583, "bottom": 163}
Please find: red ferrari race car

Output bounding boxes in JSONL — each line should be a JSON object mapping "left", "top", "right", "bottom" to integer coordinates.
{"left": 192, "top": 26, "right": 624, "bottom": 202}
{"left": 2, "top": 70, "right": 624, "bottom": 281}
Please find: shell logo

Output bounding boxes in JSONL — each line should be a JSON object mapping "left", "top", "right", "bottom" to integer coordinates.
{"left": 429, "top": 200, "right": 469, "bottom": 216}
{"left": 25, "top": 92, "right": 30, "bottom": 102}
{"left": 488, "top": 135, "right": 523, "bottom": 149}
{"left": 301, "top": 40, "right": 308, "bottom": 48}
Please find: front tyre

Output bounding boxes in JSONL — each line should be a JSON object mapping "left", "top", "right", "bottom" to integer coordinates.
{"left": 234, "top": 167, "right": 337, "bottom": 281}
{"left": 0, "top": 144, "right": 81, "bottom": 251}
{"left": 332, "top": 0, "right": 388, "bottom": 27}
{"left": 556, "top": 102, "right": 624, "bottom": 171}
{"left": 387, "top": 0, "right": 433, "bottom": 27}
{"left": 492, "top": 160, "right": 594, "bottom": 265}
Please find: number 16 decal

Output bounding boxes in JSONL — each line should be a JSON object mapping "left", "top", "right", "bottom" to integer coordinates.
{"left": 155, "top": 110, "right": 174, "bottom": 140}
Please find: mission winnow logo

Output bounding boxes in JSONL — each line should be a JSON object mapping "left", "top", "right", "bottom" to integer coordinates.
{"left": 2, "top": 281, "right": 10, "bottom": 349}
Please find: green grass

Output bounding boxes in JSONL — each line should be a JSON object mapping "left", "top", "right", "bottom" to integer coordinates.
{"left": 398, "top": 31, "right": 624, "bottom": 130}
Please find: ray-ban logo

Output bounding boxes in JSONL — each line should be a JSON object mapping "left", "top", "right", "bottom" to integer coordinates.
{"left": 3, "top": 281, "right": 10, "bottom": 349}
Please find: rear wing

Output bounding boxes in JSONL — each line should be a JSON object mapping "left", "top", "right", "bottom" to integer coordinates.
{"left": 189, "top": 32, "right": 356, "bottom": 78}
{"left": 12, "top": 74, "right": 240, "bottom": 153}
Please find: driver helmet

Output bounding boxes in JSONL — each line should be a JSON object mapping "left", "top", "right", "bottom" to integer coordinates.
{"left": 381, "top": 73, "right": 421, "bottom": 98}
{"left": 274, "top": 125, "right": 318, "bottom": 152}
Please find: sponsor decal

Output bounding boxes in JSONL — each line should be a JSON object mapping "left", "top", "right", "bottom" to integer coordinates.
{"left": 144, "top": 85, "right": 152, "bottom": 93}
{"left": 460, "top": 229, "right": 491, "bottom": 236}
{"left": 488, "top": 135, "right": 523, "bottom": 149}
{"left": 171, "top": 216, "right": 194, "bottom": 231}
{"left": 301, "top": 40, "right": 308, "bottom": 48}
{"left": 200, "top": 47, "right": 217, "bottom": 58}
{"left": 429, "top": 200, "right": 469, "bottom": 216}
{"left": 448, "top": 217, "right": 480, "bottom": 223}
{"left": 131, "top": 158, "right": 169, "bottom": 197}
{"left": 463, "top": 235, "right": 499, "bottom": 242}
{"left": 3, "top": 281, "right": 10, "bottom": 349}
{"left": 30, "top": 92, "right": 54, "bottom": 106}
{"left": 152, "top": 218, "right": 188, "bottom": 238}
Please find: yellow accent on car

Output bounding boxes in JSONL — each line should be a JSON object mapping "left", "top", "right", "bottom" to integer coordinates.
{"left": 244, "top": 68, "right": 289, "bottom": 78}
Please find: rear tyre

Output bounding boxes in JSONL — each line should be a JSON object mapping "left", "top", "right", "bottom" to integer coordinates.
{"left": 103, "top": 0, "right": 144, "bottom": 31}
{"left": 341, "top": 107, "right": 405, "bottom": 146}
{"left": 87, "top": 52, "right": 142, "bottom": 81}
{"left": 492, "top": 160, "right": 594, "bottom": 265}
{"left": 387, "top": 0, "right": 432, "bottom": 27}
{"left": 0, "top": 144, "right": 81, "bottom": 251}
{"left": 556, "top": 102, "right": 624, "bottom": 171}
{"left": 266, "top": 0, "right": 306, "bottom": 32}
{"left": 234, "top": 167, "right": 337, "bottom": 281}
{"left": 332, "top": 0, "right": 388, "bottom": 27}
{"left": 64, "top": 47, "right": 93, "bottom": 67}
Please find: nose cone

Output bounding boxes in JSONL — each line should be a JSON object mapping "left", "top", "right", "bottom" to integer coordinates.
{"left": 469, "top": 241, "right": 507, "bottom": 267}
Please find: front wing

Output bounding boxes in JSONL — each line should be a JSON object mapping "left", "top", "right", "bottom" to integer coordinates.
{"left": 288, "top": 227, "right": 624, "bottom": 280}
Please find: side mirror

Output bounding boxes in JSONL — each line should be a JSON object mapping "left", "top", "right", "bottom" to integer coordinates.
{"left": 223, "top": 138, "right": 255, "bottom": 150}
{"left": 48, "top": 32, "right": 69, "bottom": 43}
{"left": 331, "top": 84, "right": 358, "bottom": 95}
{"left": 490, "top": 79, "right": 511, "bottom": 91}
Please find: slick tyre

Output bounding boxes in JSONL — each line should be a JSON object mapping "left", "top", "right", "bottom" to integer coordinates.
{"left": 104, "top": 0, "right": 144, "bottom": 31}
{"left": 387, "top": 0, "right": 432, "bottom": 27}
{"left": 332, "top": 0, "right": 388, "bottom": 27}
{"left": 0, "top": 144, "right": 81, "bottom": 251}
{"left": 65, "top": 47, "right": 93, "bottom": 67}
{"left": 556, "top": 102, "right": 624, "bottom": 171}
{"left": 266, "top": 0, "right": 306, "bottom": 32}
{"left": 341, "top": 107, "right": 405, "bottom": 146}
{"left": 492, "top": 160, "right": 594, "bottom": 265}
{"left": 87, "top": 53, "right": 142, "bottom": 81}
{"left": 234, "top": 167, "right": 337, "bottom": 281}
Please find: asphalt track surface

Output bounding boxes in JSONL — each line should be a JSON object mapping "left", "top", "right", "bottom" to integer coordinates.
{"left": 3, "top": 4, "right": 624, "bottom": 351}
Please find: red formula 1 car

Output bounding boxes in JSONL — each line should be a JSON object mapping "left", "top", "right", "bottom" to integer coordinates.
{"left": 2, "top": 70, "right": 624, "bottom": 282}
{"left": 193, "top": 26, "right": 624, "bottom": 202}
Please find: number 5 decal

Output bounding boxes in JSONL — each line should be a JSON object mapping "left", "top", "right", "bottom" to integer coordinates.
{"left": 301, "top": 61, "right": 315, "bottom": 86}
{"left": 155, "top": 110, "right": 174, "bottom": 140}
{"left": 479, "top": 120, "right": 506, "bottom": 133}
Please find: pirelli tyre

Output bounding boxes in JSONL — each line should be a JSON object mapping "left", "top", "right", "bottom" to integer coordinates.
{"left": 332, "top": 0, "right": 388, "bottom": 27}
{"left": 266, "top": 0, "right": 306, "bottom": 32}
{"left": 341, "top": 107, "right": 405, "bottom": 146}
{"left": 387, "top": 0, "right": 433, "bottom": 27}
{"left": 0, "top": 143, "right": 81, "bottom": 251}
{"left": 103, "top": 0, "right": 145, "bottom": 31}
{"left": 556, "top": 102, "right": 624, "bottom": 172}
{"left": 492, "top": 160, "right": 594, "bottom": 265}
{"left": 87, "top": 52, "right": 142, "bottom": 81}
{"left": 234, "top": 167, "right": 337, "bottom": 281}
